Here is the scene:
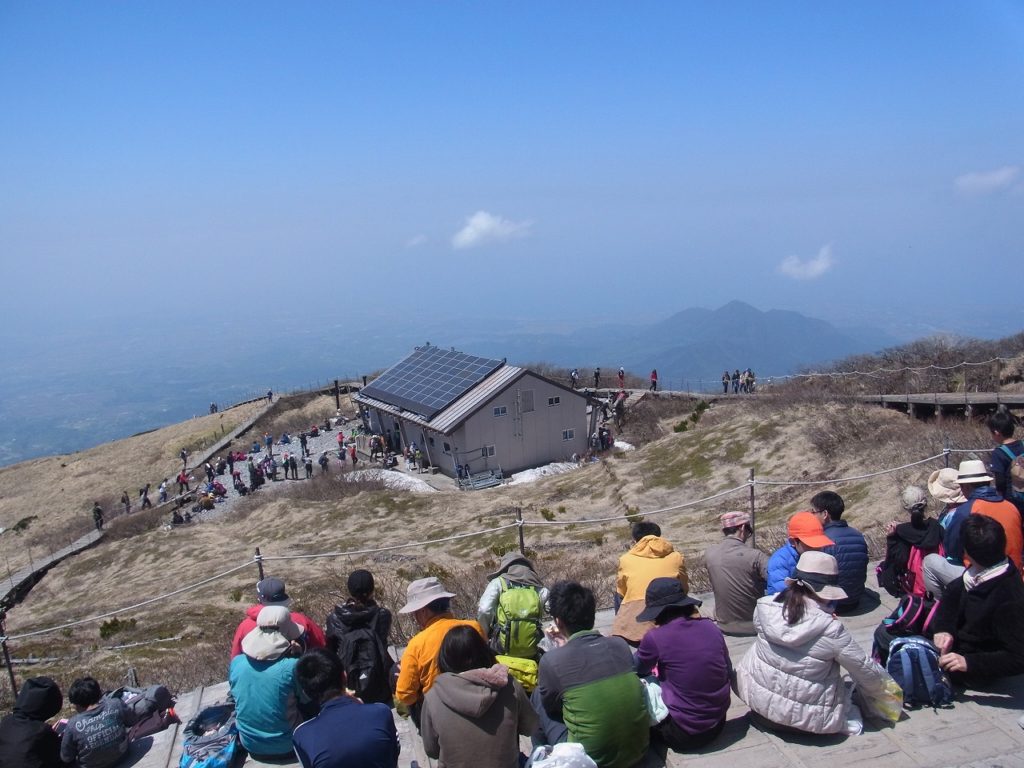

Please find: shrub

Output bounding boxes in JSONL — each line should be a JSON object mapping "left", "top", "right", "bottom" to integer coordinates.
{"left": 540, "top": 508, "right": 555, "bottom": 521}
{"left": 99, "top": 617, "right": 137, "bottom": 639}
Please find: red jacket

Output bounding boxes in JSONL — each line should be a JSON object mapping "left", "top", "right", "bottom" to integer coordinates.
{"left": 230, "top": 604, "right": 327, "bottom": 658}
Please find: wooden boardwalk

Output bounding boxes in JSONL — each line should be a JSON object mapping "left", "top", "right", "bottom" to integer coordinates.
{"left": 0, "top": 529, "right": 103, "bottom": 612}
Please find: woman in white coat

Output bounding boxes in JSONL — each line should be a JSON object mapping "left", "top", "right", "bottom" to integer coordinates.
{"left": 735, "top": 551, "right": 887, "bottom": 734}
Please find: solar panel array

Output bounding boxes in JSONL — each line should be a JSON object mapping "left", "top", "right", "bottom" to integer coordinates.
{"left": 361, "top": 346, "right": 504, "bottom": 419}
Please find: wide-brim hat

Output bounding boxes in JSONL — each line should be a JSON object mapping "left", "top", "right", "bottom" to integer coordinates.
{"left": 956, "top": 459, "right": 993, "bottom": 485}
{"left": 636, "top": 577, "right": 702, "bottom": 623}
{"left": 487, "top": 551, "right": 534, "bottom": 581}
{"left": 241, "top": 605, "right": 303, "bottom": 660}
{"left": 398, "top": 576, "right": 456, "bottom": 614}
{"left": 785, "top": 551, "right": 848, "bottom": 602}
{"left": 787, "top": 511, "right": 834, "bottom": 549}
{"left": 928, "top": 468, "right": 967, "bottom": 505}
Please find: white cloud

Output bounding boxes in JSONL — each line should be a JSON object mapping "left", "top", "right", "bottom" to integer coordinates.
{"left": 778, "top": 244, "right": 835, "bottom": 281}
{"left": 451, "top": 211, "right": 531, "bottom": 249}
{"left": 405, "top": 234, "right": 428, "bottom": 248}
{"left": 954, "top": 165, "right": 1020, "bottom": 196}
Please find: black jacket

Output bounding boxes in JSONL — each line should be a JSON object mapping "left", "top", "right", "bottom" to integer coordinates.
{"left": 877, "top": 516, "right": 943, "bottom": 597}
{"left": 324, "top": 599, "right": 393, "bottom": 704}
{"left": 0, "top": 676, "right": 63, "bottom": 768}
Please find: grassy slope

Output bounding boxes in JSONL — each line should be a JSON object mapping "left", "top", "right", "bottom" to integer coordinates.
{"left": 0, "top": 389, "right": 997, "bottom": 710}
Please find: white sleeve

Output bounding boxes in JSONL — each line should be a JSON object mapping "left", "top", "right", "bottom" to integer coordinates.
{"left": 477, "top": 578, "right": 501, "bottom": 635}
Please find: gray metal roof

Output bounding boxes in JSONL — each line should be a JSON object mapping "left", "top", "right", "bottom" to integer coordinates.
{"left": 354, "top": 364, "right": 526, "bottom": 435}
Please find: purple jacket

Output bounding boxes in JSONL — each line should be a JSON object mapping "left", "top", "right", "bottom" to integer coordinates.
{"left": 636, "top": 616, "right": 731, "bottom": 735}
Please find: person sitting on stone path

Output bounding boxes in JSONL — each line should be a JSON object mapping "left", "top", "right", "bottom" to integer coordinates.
{"left": 635, "top": 577, "right": 732, "bottom": 752}
{"left": 704, "top": 511, "right": 768, "bottom": 635}
{"left": 60, "top": 676, "right": 128, "bottom": 768}
{"left": 923, "top": 459, "right": 1023, "bottom": 598}
{"left": 736, "top": 551, "right": 887, "bottom": 736}
{"left": 0, "top": 675, "right": 63, "bottom": 768}
{"left": 932, "top": 513, "right": 1024, "bottom": 688}
{"left": 477, "top": 551, "right": 549, "bottom": 648}
{"left": 765, "top": 511, "right": 833, "bottom": 595}
{"left": 230, "top": 577, "right": 326, "bottom": 659}
{"left": 292, "top": 648, "right": 399, "bottom": 768}
{"left": 421, "top": 625, "right": 536, "bottom": 768}
{"left": 814, "top": 490, "right": 868, "bottom": 612}
{"left": 612, "top": 521, "right": 688, "bottom": 645}
{"left": 324, "top": 569, "right": 394, "bottom": 706}
{"left": 229, "top": 606, "right": 305, "bottom": 760}
{"left": 876, "top": 486, "right": 943, "bottom": 598}
{"left": 532, "top": 580, "right": 649, "bottom": 768}
{"left": 394, "top": 577, "right": 484, "bottom": 727}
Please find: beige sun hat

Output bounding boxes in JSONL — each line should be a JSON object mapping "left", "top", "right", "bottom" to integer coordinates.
{"left": 398, "top": 577, "right": 456, "bottom": 614}
{"left": 956, "top": 459, "right": 994, "bottom": 485}
{"left": 240, "top": 605, "right": 303, "bottom": 661}
{"left": 928, "top": 468, "right": 967, "bottom": 506}
{"left": 785, "top": 551, "right": 848, "bottom": 602}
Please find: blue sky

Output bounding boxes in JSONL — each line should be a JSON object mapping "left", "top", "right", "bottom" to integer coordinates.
{"left": 1, "top": 1, "right": 1022, "bottom": 338}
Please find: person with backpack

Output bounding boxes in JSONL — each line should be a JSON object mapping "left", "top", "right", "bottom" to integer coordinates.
{"left": 324, "top": 569, "right": 394, "bottom": 706}
{"left": 988, "top": 407, "right": 1024, "bottom": 513}
{"left": 0, "top": 676, "right": 63, "bottom": 768}
{"left": 876, "top": 486, "right": 943, "bottom": 598}
{"left": 420, "top": 625, "right": 536, "bottom": 768}
{"left": 478, "top": 552, "right": 547, "bottom": 657}
{"left": 735, "top": 551, "right": 888, "bottom": 735}
{"left": 292, "top": 649, "right": 399, "bottom": 768}
{"left": 60, "top": 677, "right": 129, "bottom": 768}
{"left": 932, "top": 514, "right": 1024, "bottom": 688}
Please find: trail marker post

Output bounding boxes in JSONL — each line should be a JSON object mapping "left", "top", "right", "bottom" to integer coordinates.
{"left": 254, "top": 547, "right": 265, "bottom": 582}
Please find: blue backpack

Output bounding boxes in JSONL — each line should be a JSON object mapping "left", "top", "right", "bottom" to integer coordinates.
{"left": 885, "top": 636, "right": 954, "bottom": 709}
{"left": 179, "top": 703, "right": 240, "bottom": 768}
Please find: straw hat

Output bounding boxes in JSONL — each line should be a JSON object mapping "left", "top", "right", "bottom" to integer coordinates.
{"left": 956, "top": 459, "right": 993, "bottom": 485}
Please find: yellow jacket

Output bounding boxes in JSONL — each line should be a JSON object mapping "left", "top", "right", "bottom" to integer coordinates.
{"left": 616, "top": 535, "right": 688, "bottom": 602}
{"left": 395, "top": 615, "right": 484, "bottom": 705}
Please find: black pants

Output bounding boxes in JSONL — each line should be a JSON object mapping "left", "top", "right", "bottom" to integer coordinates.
{"left": 653, "top": 715, "right": 724, "bottom": 751}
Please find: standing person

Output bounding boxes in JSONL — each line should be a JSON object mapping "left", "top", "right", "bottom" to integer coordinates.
{"left": 289, "top": 454, "right": 299, "bottom": 480}
{"left": 731, "top": 369, "right": 740, "bottom": 393}
{"left": 229, "top": 607, "right": 305, "bottom": 760}
{"left": 876, "top": 486, "right": 943, "bottom": 598}
{"left": 0, "top": 675, "right": 63, "bottom": 768}
{"left": 735, "top": 552, "right": 888, "bottom": 735}
{"left": 177, "top": 470, "right": 190, "bottom": 494}
{"left": 318, "top": 452, "right": 330, "bottom": 474}
{"left": 304, "top": 456, "right": 313, "bottom": 479}
{"left": 337, "top": 431, "right": 345, "bottom": 458}
{"left": 721, "top": 370, "right": 730, "bottom": 394}
{"left": 421, "top": 626, "right": 536, "bottom": 768}
{"left": 267, "top": 389, "right": 273, "bottom": 403}
{"left": 231, "top": 577, "right": 327, "bottom": 658}
{"left": 158, "top": 479, "right": 168, "bottom": 504}
{"left": 292, "top": 649, "right": 400, "bottom": 768}
{"left": 227, "top": 451, "right": 236, "bottom": 476}
{"left": 593, "top": 367, "right": 601, "bottom": 388}
{"left": 91, "top": 502, "right": 104, "bottom": 531}
{"left": 613, "top": 522, "right": 688, "bottom": 644}
{"left": 299, "top": 432, "right": 309, "bottom": 458}
{"left": 704, "top": 511, "right": 768, "bottom": 636}
{"left": 617, "top": 367, "right": 625, "bottom": 389}
{"left": 139, "top": 483, "right": 153, "bottom": 510}
{"left": 635, "top": 579, "right": 731, "bottom": 751}
{"left": 477, "top": 552, "right": 547, "bottom": 663}
{"left": 569, "top": 369, "right": 579, "bottom": 389}
{"left": 60, "top": 677, "right": 128, "bottom": 768}
{"left": 532, "top": 581, "right": 649, "bottom": 768}
{"left": 765, "top": 512, "right": 833, "bottom": 595}
{"left": 120, "top": 491, "right": 130, "bottom": 515}
{"left": 988, "top": 406, "right": 1024, "bottom": 512}
{"left": 325, "top": 569, "right": 394, "bottom": 706}
{"left": 350, "top": 444, "right": 359, "bottom": 468}
{"left": 394, "top": 577, "right": 484, "bottom": 725}
{"left": 649, "top": 369, "right": 658, "bottom": 392}
{"left": 180, "top": 448, "right": 188, "bottom": 469}
{"left": 264, "top": 432, "right": 273, "bottom": 454}
{"left": 813, "top": 491, "right": 868, "bottom": 612}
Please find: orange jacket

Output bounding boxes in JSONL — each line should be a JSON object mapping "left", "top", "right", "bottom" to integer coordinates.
{"left": 395, "top": 615, "right": 484, "bottom": 705}
{"left": 616, "top": 535, "right": 688, "bottom": 602}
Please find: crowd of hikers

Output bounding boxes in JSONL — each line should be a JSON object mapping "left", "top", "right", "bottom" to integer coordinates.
{"left": 10, "top": 407, "right": 1024, "bottom": 767}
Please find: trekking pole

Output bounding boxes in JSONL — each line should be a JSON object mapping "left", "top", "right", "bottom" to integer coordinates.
{"left": 0, "top": 614, "right": 17, "bottom": 699}
{"left": 254, "top": 547, "right": 265, "bottom": 581}
{"left": 944, "top": 436, "right": 950, "bottom": 469}
{"left": 515, "top": 507, "right": 525, "bottom": 555}
{"left": 748, "top": 468, "right": 757, "bottom": 548}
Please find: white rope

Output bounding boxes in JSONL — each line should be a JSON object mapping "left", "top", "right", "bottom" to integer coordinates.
{"left": 522, "top": 483, "right": 751, "bottom": 527}
{"left": 754, "top": 453, "right": 946, "bottom": 486}
{"left": 8, "top": 560, "right": 256, "bottom": 640}
{"left": 946, "top": 448, "right": 995, "bottom": 454}
{"left": 259, "top": 523, "right": 523, "bottom": 561}
{"left": 769, "top": 356, "right": 1009, "bottom": 381}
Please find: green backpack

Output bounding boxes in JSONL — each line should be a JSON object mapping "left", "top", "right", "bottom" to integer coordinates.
{"left": 493, "top": 577, "right": 542, "bottom": 659}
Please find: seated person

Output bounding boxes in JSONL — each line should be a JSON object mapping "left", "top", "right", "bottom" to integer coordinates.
{"left": 636, "top": 578, "right": 731, "bottom": 751}
{"left": 814, "top": 491, "right": 868, "bottom": 612}
{"left": 171, "top": 510, "right": 185, "bottom": 525}
{"left": 765, "top": 512, "right": 833, "bottom": 594}
{"left": 613, "top": 522, "right": 688, "bottom": 644}
{"left": 932, "top": 514, "right": 1024, "bottom": 687}
{"left": 876, "top": 486, "right": 943, "bottom": 597}
{"left": 533, "top": 581, "right": 649, "bottom": 768}
{"left": 60, "top": 677, "right": 128, "bottom": 768}
{"left": 0, "top": 676, "right": 63, "bottom": 768}
{"left": 292, "top": 649, "right": 399, "bottom": 768}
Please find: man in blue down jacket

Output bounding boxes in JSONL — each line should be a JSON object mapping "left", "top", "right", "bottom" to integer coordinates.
{"left": 813, "top": 491, "right": 868, "bottom": 613}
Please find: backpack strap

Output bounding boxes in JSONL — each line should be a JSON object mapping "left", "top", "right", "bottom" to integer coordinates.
{"left": 1000, "top": 444, "right": 1018, "bottom": 461}
{"left": 921, "top": 601, "right": 940, "bottom": 634}
{"left": 895, "top": 646, "right": 916, "bottom": 700}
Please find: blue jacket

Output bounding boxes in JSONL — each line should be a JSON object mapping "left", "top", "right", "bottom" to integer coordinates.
{"left": 765, "top": 543, "right": 798, "bottom": 595}
{"left": 943, "top": 486, "right": 1006, "bottom": 565}
{"left": 228, "top": 655, "right": 301, "bottom": 757}
{"left": 823, "top": 520, "right": 868, "bottom": 609}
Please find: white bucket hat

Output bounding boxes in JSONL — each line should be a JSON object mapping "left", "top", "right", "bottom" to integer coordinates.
{"left": 785, "top": 551, "right": 848, "bottom": 602}
{"left": 956, "top": 459, "right": 993, "bottom": 485}
{"left": 398, "top": 577, "right": 456, "bottom": 614}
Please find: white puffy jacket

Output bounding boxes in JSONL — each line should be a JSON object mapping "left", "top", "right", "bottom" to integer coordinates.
{"left": 735, "top": 594, "right": 886, "bottom": 734}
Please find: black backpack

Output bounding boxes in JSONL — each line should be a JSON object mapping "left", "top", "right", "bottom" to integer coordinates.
{"left": 336, "top": 615, "right": 392, "bottom": 704}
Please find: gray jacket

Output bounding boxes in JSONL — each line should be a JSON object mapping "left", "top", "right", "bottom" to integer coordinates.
{"left": 60, "top": 698, "right": 128, "bottom": 768}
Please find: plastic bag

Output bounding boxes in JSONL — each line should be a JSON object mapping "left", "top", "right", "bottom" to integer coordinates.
{"left": 639, "top": 675, "right": 669, "bottom": 725}
{"left": 855, "top": 676, "right": 904, "bottom": 725}
{"left": 527, "top": 743, "right": 599, "bottom": 768}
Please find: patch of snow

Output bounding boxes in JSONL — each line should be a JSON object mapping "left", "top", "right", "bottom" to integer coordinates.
{"left": 508, "top": 462, "right": 579, "bottom": 486}
{"left": 346, "top": 469, "right": 437, "bottom": 493}
{"left": 614, "top": 440, "right": 635, "bottom": 451}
